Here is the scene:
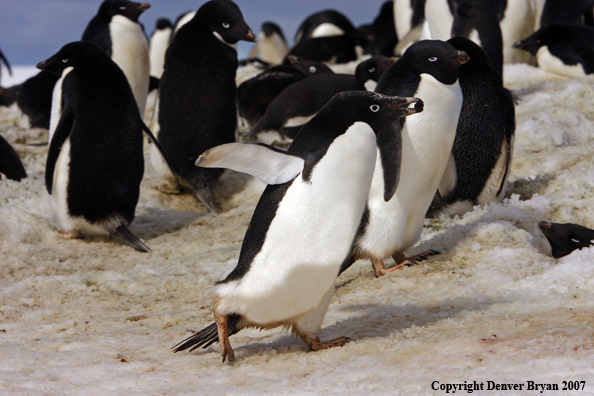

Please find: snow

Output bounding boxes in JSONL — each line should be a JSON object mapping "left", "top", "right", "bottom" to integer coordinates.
{"left": 2, "top": 62, "right": 594, "bottom": 394}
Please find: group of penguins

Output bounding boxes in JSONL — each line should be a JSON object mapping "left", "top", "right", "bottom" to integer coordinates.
{"left": 2, "top": 0, "right": 594, "bottom": 362}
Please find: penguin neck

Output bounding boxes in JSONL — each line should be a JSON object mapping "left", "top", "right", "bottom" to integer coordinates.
{"left": 212, "top": 31, "right": 238, "bottom": 50}
{"left": 376, "top": 66, "right": 421, "bottom": 97}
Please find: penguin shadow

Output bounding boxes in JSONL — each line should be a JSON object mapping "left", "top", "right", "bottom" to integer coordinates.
{"left": 505, "top": 173, "right": 556, "bottom": 201}
{"left": 130, "top": 208, "right": 204, "bottom": 240}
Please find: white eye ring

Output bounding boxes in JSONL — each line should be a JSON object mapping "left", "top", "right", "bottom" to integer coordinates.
{"left": 370, "top": 104, "right": 380, "bottom": 112}
{"left": 428, "top": 57, "right": 438, "bottom": 62}
{"left": 62, "top": 58, "right": 68, "bottom": 63}
{"left": 222, "top": 22, "right": 230, "bottom": 28}
{"left": 571, "top": 238, "right": 580, "bottom": 243}
{"left": 309, "top": 66, "right": 317, "bottom": 73}
{"left": 368, "top": 67, "right": 376, "bottom": 73}
{"left": 119, "top": 6, "right": 126, "bottom": 10}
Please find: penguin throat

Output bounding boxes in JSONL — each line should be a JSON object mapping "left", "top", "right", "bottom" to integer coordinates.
{"left": 213, "top": 31, "right": 238, "bottom": 50}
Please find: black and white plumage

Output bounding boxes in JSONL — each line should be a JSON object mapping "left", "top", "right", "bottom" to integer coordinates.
{"left": 151, "top": 0, "right": 256, "bottom": 212}
{"left": 340, "top": 40, "right": 468, "bottom": 277}
{"left": 82, "top": 0, "right": 151, "bottom": 115}
{"left": 288, "top": 35, "right": 361, "bottom": 65}
{"left": 247, "top": 22, "right": 289, "bottom": 65}
{"left": 172, "top": 91, "right": 423, "bottom": 362}
{"left": 0, "top": 134, "right": 27, "bottom": 182}
{"left": 427, "top": 36, "right": 515, "bottom": 217}
{"left": 539, "top": 221, "right": 594, "bottom": 258}
{"left": 513, "top": 24, "right": 594, "bottom": 77}
{"left": 237, "top": 55, "right": 333, "bottom": 131}
{"left": 540, "top": 0, "right": 594, "bottom": 28}
{"left": 294, "top": 9, "right": 359, "bottom": 45}
{"left": 37, "top": 41, "right": 150, "bottom": 252}
{"left": 248, "top": 55, "right": 395, "bottom": 145}
{"left": 15, "top": 71, "right": 59, "bottom": 129}
{"left": 149, "top": 18, "right": 172, "bottom": 79}
{"left": 362, "top": 1, "right": 398, "bottom": 57}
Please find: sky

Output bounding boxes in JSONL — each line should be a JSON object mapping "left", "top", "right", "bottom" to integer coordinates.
{"left": 0, "top": 0, "right": 390, "bottom": 66}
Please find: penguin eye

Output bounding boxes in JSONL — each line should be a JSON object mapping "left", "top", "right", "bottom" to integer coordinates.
{"left": 368, "top": 67, "right": 376, "bottom": 73}
{"left": 428, "top": 57, "right": 438, "bottom": 62}
{"left": 222, "top": 22, "right": 230, "bottom": 28}
{"left": 370, "top": 104, "right": 380, "bottom": 112}
{"left": 309, "top": 66, "right": 317, "bottom": 73}
{"left": 62, "top": 58, "right": 68, "bottom": 63}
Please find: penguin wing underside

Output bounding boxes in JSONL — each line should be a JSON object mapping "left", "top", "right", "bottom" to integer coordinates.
{"left": 46, "top": 106, "right": 74, "bottom": 194}
{"left": 196, "top": 142, "right": 304, "bottom": 185}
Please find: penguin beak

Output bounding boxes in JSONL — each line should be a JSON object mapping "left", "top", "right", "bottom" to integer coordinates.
{"left": 137, "top": 3, "right": 150, "bottom": 12}
{"left": 389, "top": 97, "right": 424, "bottom": 115}
{"left": 512, "top": 41, "right": 523, "bottom": 49}
{"left": 286, "top": 55, "right": 299, "bottom": 65}
{"left": 36, "top": 60, "right": 47, "bottom": 71}
{"left": 456, "top": 51, "right": 470, "bottom": 65}
{"left": 245, "top": 30, "right": 257, "bottom": 43}
{"left": 538, "top": 221, "right": 551, "bottom": 231}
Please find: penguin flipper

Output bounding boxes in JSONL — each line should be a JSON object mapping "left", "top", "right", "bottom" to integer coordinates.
{"left": 102, "top": 216, "right": 150, "bottom": 253}
{"left": 0, "top": 134, "right": 27, "bottom": 181}
{"left": 172, "top": 314, "right": 242, "bottom": 353}
{"left": 377, "top": 120, "right": 403, "bottom": 202}
{"left": 46, "top": 106, "right": 74, "bottom": 194}
{"left": 196, "top": 142, "right": 305, "bottom": 185}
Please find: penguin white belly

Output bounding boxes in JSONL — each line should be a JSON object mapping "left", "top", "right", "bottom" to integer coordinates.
{"left": 149, "top": 137, "right": 175, "bottom": 181}
{"left": 478, "top": 136, "right": 513, "bottom": 205}
{"left": 394, "top": 0, "right": 413, "bottom": 40}
{"left": 149, "top": 28, "right": 171, "bottom": 78}
{"left": 52, "top": 139, "right": 108, "bottom": 236}
{"left": 110, "top": 15, "right": 150, "bottom": 115}
{"left": 258, "top": 32, "right": 288, "bottom": 65}
{"left": 499, "top": 0, "right": 533, "bottom": 64}
{"left": 310, "top": 23, "right": 345, "bottom": 38}
{"left": 359, "top": 75, "right": 462, "bottom": 256}
{"left": 424, "top": 0, "right": 454, "bottom": 40}
{"left": 536, "top": 46, "right": 586, "bottom": 78}
{"left": 215, "top": 122, "right": 378, "bottom": 325}
{"left": 49, "top": 67, "right": 74, "bottom": 141}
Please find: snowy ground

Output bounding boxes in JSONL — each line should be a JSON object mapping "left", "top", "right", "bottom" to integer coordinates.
{"left": 2, "top": 63, "right": 594, "bottom": 395}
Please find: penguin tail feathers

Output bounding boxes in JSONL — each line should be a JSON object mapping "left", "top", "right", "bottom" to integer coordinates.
{"left": 172, "top": 314, "right": 242, "bottom": 353}
{"left": 102, "top": 216, "right": 151, "bottom": 253}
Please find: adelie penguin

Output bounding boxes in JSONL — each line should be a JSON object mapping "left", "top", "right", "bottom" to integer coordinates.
{"left": 82, "top": 0, "right": 151, "bottom": 116}
{"left": 427, "top": 36, "right": 515, "bottom": 218}
{"left": 149, "top": 18, "right": 173, "bottom": 79}
{"left": 151, "top": 0, "right": 256, "bottom": 213}
{"left": 37, "top": 41, "right": 160, "bottom": 252}
{"left": 247, "top": 22, "right": 289, "bottom": 65}
{"left": 172, "top": 91, "right": 423, "bottom": 362}
{"left": 340, "top": 40, "right": 468, "bottom": 277}
{"left": 539, "top": 221, "right": 594, "bottom": 258}
{"left": 248, "top": 55, "right": 396, "bottom": 145}
{"left": 513, "top": 24, "right": 594, "bottom": 78}
{"left": 237, "top": 55, "right": 333, "bottom": 131}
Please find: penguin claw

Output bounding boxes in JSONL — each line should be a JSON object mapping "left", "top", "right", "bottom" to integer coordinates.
{"left": 303, "top": 335, "right": 351, "bottom": 351}
{"left": 195, "top": 187, "right": 218, "bottom": 213}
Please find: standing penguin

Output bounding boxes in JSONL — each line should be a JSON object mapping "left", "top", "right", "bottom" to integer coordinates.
{"left": 340, "top": 40, "right": 468, "bottom": 277}
{"left": 513, "top": 24, "right": 594, "bottom": 77}
{"left": 248, "top": 22, "right": 289, "bottom": 65}
{"left": 37, "top": 41, "right": 149, "bottom": 252}
{"left": 172, "top": 91, "right": 423, "bottom": 362}
{"left": 427, "top": 36, "right": 515, "bottom": 217}
{"left": 149, "top": 18, "right": 173, "bottom": 79}
{"left": 82, "top": 0, "right": 151, "bottom": 116}
{"left": 151, "top": 0, "right": 256, "bottom": 212}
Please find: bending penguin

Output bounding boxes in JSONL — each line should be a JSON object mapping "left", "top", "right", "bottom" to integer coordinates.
{"left": 151, "top": 0, "right": 256, "bottom": 212}
{"left": 340, "top": 40, "right": 468, "bottom": 277}
{"left": 539, "top": 221, "right": 594, "bottom": 258}
{"left": 172, "top": 91, "right": 423, "bottom": 362}
{"left": 82, "top": 0, "right": 151, "bottom": 116}
{"left": 427, "top": 36, "right": 515, "bottom": 217}
{"left": 37, "top": 41, "right": 151, "bottom": 252}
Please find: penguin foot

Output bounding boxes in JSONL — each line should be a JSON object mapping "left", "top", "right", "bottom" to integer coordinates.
{"left": 195, "top": 187, "right": 218, "bottom": 214}
{"left": 302, "top": 335, "right": 351, "bottom": 351}
{"left": 372, "top": 257, "right": 413, "bottom": 277}
{"left": 407, "top": 249, "right": 441, "bottom": 262}
{"left": 59, "top": 230, "right": 81, "bottom": 240}
{"left": 215, "top": 313, "right": 234, "bottom": 363}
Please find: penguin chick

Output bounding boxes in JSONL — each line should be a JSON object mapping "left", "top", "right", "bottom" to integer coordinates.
{"left": 249, "top": 55, "right": 394, "bottom": 145}
{"left": 539, "top": 221, "right": 594, "bottom": 258}
{"left": 82, "top": 0, "right": 151, "bottom": 115}
{"left": 37, "top": 41, "right": 150, "bottom": 252}
{"left": 427, "top": 36, "right": 515, "bottom": 217}
{"left": 340, "top": 40, "right": 469, "bottom": 277}
{"left": 513, "top": 24, "right": 594, "bottom": 77}
{"left": 172, "top": 91, "right": 423, "bottom": 362}
{"left": 152, "top": 0, "right": 256, "bottom": 213}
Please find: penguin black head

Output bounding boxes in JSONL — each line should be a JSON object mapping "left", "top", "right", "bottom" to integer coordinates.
{"left": 399, "top": 40, "right": 470, "bottom": 85}
{"left": 448, "top": 36, "right": 492, "bottom": 67}
{"left": 538, "top": 221, "right": 594, "bottom": 258}
{"left": 96, "top": 0, "right": 150, "bottom": 23}
{"left": 155, "top": 18, "right": 172, "bottom": 31}
{"left": 355, "top": 55, "right": 397, "bottom": 84}
{"left": 36, "top": 41, "right": 108, "bottom": 76}
{"left": 325, "top": 91, "right": 424, "bottom": 134}
{"left": 512, "top": 29, "right": 549, "bottom": 57}
{"left": 196, "top": 0, "right": 256, "bottom": 44}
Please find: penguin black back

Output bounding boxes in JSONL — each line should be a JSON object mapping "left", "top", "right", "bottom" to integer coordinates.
{"left": 541, "top": 0, "right": 594, "bottom": 28}
{"left": 294, "top": 9, "right": 358, "bottom": 44}
{"left": 157, "top": 0, "right": 255, "bottom": 211}
{"left": 0, "top": 134, "right": 27, "bottom": 182}
{"left": 16, "top": 71, "right": 59, "bottom": 129}
{"left": 365, "top": 1, "right": 398, "bottom": 57}
{"left": 539, "top": 221, "right": 594, "bottom": 258}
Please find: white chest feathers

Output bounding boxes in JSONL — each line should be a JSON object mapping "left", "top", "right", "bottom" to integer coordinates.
{"left": 536, "top": 46, "right": 587, "bottom": 78}
{"left": 49, "top": 66, "right": 74, "bottom": 141}
{"left": 149, "top": 28, "right": 171, "bottom": 78}
{"left": 110, "top": 15, "right": 150, "bottom": 115}
{"left": 257, "top": 32, "right": 289, "bottom": 65}
{"left": 215, "top": 122, "right": 378, "bottom": 325}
